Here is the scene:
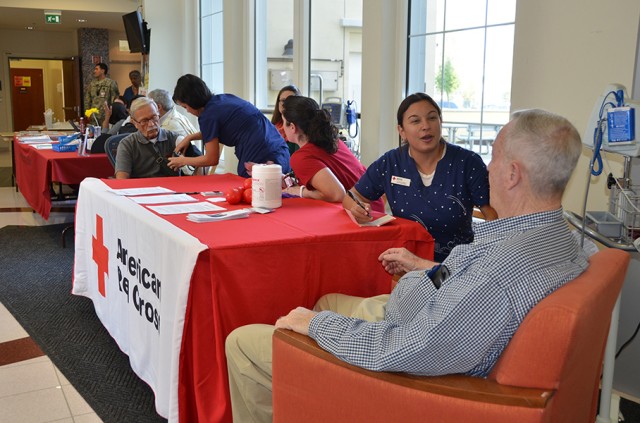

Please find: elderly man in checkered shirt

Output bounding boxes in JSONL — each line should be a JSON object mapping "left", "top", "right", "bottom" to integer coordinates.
{"left": 225, "top": 108, "right": 589, "bottom": 423}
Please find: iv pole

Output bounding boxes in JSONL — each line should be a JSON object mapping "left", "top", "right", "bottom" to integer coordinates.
{"left": 565, "top": 155, "right": 636, "bottom": 423}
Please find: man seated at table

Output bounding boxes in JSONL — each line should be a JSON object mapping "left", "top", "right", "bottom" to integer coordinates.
{"left": 147, "top": 88, "right": 198, "bottom": 137}
{"left": 224, "top": 108, "right": 590, "bottom": 422}
{"left": 115, "top": 97, "right": 200, "bottom": 179}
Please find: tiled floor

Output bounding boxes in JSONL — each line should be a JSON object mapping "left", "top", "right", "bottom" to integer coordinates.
{"left": 0, "top": 184, "right": 102, "bottom": 422}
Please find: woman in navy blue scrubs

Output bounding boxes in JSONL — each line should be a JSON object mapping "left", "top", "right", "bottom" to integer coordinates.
{"left": 168, "top": 74, "right": 291, "bottom": 178}
{"left": 344, "top": 93, "right": 497, "bottom": 263}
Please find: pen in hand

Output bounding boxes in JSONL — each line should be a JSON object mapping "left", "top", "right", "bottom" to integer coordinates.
{"left": 347, "top": 190, "right": 371, "bottom": 217}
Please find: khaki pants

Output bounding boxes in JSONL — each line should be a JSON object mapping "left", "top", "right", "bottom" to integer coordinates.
{"left": 225, "top": 293, "right": 389, "bottom": 422}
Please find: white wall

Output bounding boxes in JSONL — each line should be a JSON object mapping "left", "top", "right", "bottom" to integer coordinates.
{"left": 141, "top": 0, "right": 204, "bottom": 165}
{"left": 143, "top": 0, "right": 199, "bottom": 93}
{"left": 511, "top": 0, "right": 640, "bottom": 214}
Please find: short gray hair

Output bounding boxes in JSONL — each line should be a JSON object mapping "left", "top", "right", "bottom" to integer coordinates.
{"left": 147, "top": 89, "right": 174, "bottom": 111}
{"left": 504, "top": 109, "right": 582, "bottom": 198}
{"left": 130, "top": 97, "right": 157, "bottom": 118}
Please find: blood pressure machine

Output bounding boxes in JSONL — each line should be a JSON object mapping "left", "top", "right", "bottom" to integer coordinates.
{"left": 570, "top": 83, "right": 640, "bottom": 422}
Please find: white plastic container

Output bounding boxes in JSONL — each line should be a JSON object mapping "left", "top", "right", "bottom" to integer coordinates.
{"left": 252, "top": 164, "right": 282, "bottom": 209}
{"left": 44, "top": 109, "right": 53, "bottom": 128}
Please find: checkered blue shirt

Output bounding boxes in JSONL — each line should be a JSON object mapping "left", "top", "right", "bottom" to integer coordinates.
{"left": 308, "top": 208, "right": 589, "bottom": 377}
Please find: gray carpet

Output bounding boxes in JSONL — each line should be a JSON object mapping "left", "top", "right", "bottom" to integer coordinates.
{"left": 0, "top": 224, "right": 166, "bottom": 423}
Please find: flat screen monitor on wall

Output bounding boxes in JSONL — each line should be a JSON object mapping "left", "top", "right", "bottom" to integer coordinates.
{"left": 122, "top": 11, "right": 150, "bottom": 54}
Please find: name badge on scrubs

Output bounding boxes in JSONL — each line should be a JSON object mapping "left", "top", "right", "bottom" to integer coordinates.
{"left": 391, "top": 175, "right": 411, "bottom": 187}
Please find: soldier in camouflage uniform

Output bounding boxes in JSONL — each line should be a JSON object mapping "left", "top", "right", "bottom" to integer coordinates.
{"left": 84, "top": 63, "right": 120, "bottom": 124}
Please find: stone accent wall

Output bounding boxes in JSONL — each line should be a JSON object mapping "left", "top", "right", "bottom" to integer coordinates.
{"left": 78, "top": 28, "right": 110, "bottom": 111}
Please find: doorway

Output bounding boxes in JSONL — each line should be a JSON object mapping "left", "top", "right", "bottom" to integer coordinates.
{"left": 9, "top": 68, "right": 44, "bottom": 131}
{"left": 8, "top": 58, "right": 81, "bottom": 131}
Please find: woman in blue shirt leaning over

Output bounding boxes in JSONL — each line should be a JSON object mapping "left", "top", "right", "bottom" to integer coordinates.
{"left": 344, "top": 93, "right": 497, "bottom": 264}
{"left": 168, "top": 74, "right": 291, "bottom": 177}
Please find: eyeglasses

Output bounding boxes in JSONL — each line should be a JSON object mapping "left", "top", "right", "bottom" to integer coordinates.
{"left": 133, "top": 114, "right": 160, "bottom": 126}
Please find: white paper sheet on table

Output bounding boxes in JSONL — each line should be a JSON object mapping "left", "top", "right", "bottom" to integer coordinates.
{"left": 187, "top": 209, "right": 252, "bottom": 222}
{"left": 19, "top": 135, "right": 51, "bottom": 143}
{"left": 32, "top": 143, "right": 53, "bottom": 149}
{"left": 110, "top": 187, "right": 175, "bottom": 196}
{"left": 147, "top": 202, "right": 225, "bottom": 215}
{"left": 130, "top": 194, "right": 197, "bottom": 204}
{"left": 187, "top": 207, "right": 274, "bottom": 223}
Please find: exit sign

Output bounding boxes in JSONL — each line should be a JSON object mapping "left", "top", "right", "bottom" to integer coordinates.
{"left": 45, "top": 12, "right": 61, "bottom": 24}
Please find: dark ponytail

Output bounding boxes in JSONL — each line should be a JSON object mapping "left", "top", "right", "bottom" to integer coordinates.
{"left": 282, "top": 96, "right": 338, "bottom": 154}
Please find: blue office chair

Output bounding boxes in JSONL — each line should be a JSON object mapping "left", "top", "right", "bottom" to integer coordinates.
{"left": 105, "top": 134, "right": 129, "bottom": 168}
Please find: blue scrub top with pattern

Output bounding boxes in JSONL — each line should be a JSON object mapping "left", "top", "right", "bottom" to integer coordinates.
{"left": 355, "top": 142, "right": 490, "bottom": 261}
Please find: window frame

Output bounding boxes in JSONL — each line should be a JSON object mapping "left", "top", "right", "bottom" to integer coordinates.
{"left": 406, "top": 0, "right": 515, "bottom": 158}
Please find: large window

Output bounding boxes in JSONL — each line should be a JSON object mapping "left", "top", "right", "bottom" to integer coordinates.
{"left": 255, "top": 0, "right": 363, "bottom": 156}
{"left": 198, "top": 0, "right": 363, "bottom": 156}
{"left": 310, "top": 0, "right": 362, "bottom": 155}
{"left": 255, "top": 0, "right": 295, "bottom": 110}
{"left": 408, "top": 0, "right": 516, "bottom": 162}
{"left": 201, "top": 0, "right": 224, "bottom": 93}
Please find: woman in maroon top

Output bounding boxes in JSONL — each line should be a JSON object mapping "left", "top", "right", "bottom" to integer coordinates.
{"left": 280, "top": 96, "right": 384, "bottom": 212}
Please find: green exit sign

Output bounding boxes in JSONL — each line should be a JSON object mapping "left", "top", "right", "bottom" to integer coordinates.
{"left": 45, "top": 14, "right": 61, "bottom": 24}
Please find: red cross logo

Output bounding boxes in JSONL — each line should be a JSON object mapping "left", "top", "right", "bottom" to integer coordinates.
{"left": 92, "top": 214, "right": 109, "bottom": 297}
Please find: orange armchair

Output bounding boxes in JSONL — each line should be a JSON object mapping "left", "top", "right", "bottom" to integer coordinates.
{"left": 272, "top": 249, "right": 629, "bottom": 423}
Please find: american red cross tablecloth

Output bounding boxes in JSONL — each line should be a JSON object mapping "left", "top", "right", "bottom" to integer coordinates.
{"left": 72, "top": 174, "right": 434, "bottom": 422}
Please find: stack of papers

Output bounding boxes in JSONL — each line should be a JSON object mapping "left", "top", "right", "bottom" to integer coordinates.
{"left": 19, "top": 134, "right": 51, "bottom": 144}
{"left": 187, "top": 209, "right": 253, "bottom": 223}
{"left": 32, "top": 143, "right": 53, "bottom": 150}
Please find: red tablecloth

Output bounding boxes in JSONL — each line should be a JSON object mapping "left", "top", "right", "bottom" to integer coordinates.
{"left": 102, "top": 174, "right": 434, "bottom": 422}
{"left": 13, "top": 137, "right": 113, "bottom": 219}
